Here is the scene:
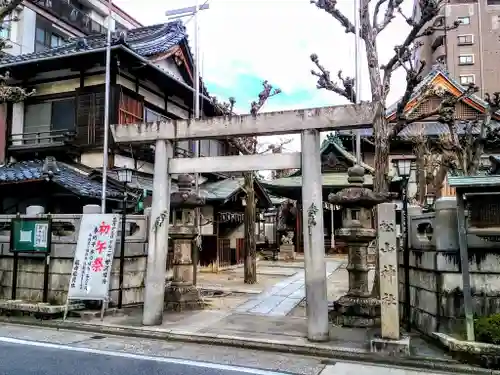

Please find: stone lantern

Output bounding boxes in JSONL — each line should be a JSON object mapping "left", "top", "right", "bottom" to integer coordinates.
{"left": 328, "top": 165, "right": 391, "bottom": 327}
{"left": 165, "top": 174, "right": 206, "bottom": 311}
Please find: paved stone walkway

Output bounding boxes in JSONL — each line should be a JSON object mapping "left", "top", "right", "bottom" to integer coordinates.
{"left": 234, "top": 261, "right": 341, "bottom": 316}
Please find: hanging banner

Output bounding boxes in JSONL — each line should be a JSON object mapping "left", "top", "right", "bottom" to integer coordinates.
{"left": 67, "top": 214, "right": 119, "bottom": 300}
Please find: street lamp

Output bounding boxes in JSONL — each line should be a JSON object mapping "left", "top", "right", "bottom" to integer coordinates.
{"left": 425, "top": 191, "right": 436, "bottom": 212}
{"left": 117, "top": 168, "right": 132, "bottom": 309}
{"left": 393, "top": 158, "right": 412, "bottom": 333}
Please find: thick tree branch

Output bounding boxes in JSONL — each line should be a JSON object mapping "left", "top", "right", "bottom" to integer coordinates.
{"left": 310, "top": 53, "right": 356, "bottom": 103}
{"left": 374, "top": 0, "right": 404, "bottom": 34}
{"left": 311, "top": 0, "right": 355, "bottom": 34}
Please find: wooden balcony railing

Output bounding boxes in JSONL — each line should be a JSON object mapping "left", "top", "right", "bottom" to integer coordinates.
{"left": 9, "top": 129, "right": 76, "bottom": 151}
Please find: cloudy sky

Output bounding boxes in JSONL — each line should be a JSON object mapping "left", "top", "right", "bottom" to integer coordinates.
{"left": 115, "top": 0, "right": 414, "bottom": 151}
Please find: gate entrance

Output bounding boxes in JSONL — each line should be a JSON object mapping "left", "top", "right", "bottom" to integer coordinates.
{"left": 111, "top": 103, "right": 374, "bottom": 342}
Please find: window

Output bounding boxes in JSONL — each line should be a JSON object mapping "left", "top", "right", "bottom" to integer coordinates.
{"left": 460, "top": 75, "right": 475, "bottom": 85}
{"left": 119, "top": 92, "right": 143, "bottom": 124}
{"left": 144, "top": 108, "right": 167, "bottom": 123}
{"left": 23, "top": 98, "right": 76, "bottom": 143}
{"left": 458, "top": 54, "right": 474, "bottom": 65}
{"left": 35, "top": 26, "right": 66, "bottom": 52}
{"left": 457, "top": 34, "right": 474, "bottom": 45}
{"left": 0, "top": 15, "right": 11, "bottom": 40}
{"left": 457, "top": 16, "right": 470, "bottom": 25}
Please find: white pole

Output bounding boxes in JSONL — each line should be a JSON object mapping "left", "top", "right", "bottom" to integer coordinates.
{"left": 101, "top": 0, "right": 113, "bottom": 213}
{"left": 354, "top": 0, "right": 362, "bottom": 164}
{"left": 193, "top": 0, "right": 202, "bottom": 271}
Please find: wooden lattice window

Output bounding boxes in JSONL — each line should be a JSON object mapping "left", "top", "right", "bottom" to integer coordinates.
{"left": 119, "top": 92, "right": 143, "bottom": 125}
{"left": 408, "top": 97, "right": 441, "bottom": 119}
{"left": 454, "top": 102, "right": 478, "bottom": 120}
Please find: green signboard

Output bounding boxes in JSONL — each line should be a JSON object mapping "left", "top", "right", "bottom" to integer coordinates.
{"left": 10, "top": 218, "right": 52, "bottom": 253}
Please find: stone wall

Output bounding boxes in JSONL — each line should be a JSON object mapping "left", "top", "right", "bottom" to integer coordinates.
{"left": 399, "top": 198, "right": 500, "bottom": 336}
{"left": 0, "top": 212, "right": 149, "bottom": 306}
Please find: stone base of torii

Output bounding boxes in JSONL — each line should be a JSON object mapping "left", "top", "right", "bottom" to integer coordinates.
{"left": 110, "top": 103, "right": 410, "bottom": 352}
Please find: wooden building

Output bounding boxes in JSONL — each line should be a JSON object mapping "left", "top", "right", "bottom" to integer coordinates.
{"left": 0, "top": 20, "right": 272, "bottom": 269}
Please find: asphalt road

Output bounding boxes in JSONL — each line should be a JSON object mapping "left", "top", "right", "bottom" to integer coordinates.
{"left": 0, "top": 337, "right": 289, "bottom": 375}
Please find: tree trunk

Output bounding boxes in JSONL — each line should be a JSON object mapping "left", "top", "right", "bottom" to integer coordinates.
{"left": 370, "top": 113, "right": 389, "bottom": 298}
{"left": 243, "top": 172, "right": 257, "bottom": 284}
{"left": 415, "top": 146, "right": 426, "bottom": 204}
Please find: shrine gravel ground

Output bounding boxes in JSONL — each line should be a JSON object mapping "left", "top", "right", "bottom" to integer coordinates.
{"left": 0, "top": 324, "right": 487, "bottom": 375}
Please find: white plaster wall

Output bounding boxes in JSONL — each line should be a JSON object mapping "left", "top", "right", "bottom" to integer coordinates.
{"left": 18, "top": 7, "right": 36, "bottom": 55}
{"left": 114, "top": 155, "right": 154, "bottom": 174}
{"left": 227, "top": 224, "right": 244, "bottom": 248}
{"left": 153, "top": 59, "right": 187, "bottom": 84}
{"left": 200, "top": 206, "right": 213, "bottom": 235}
{"left": 11, "top": 103, "right": 24, "bottom": 146}
{"left": 85, "top": 0, "right": 140, "bottom": 29}
{"left": 80, "top": 152, "right": 104, "bottom": 168}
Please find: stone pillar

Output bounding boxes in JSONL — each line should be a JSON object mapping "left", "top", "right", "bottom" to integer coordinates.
{"left": 301, "top": 129, "right": 329, "bottom": 342}
{"left": 279, "top": 231, "right": 296, "bottom": 261}
{"left": 26, "top": 205, "right": 44, "bottom": 215}
{"left": 329, "top": 165, "right": 391, "bottom": 327}
{"left": 143, "top": 139, "right": 173, "bottom": 326}
{"left": 83, "top": 205, "right": 101, "bottom": 214}
{"left": 433, "top": 197, "right": 458, "bottom": 251}
{"left": 377, "top": 203, "right": 399, "bottom": 339}
{"left": 371, "top": 203, "right": 410, "bottom": 356}
{"left": 165, "top": 174, "right": 206, "bottom": 311}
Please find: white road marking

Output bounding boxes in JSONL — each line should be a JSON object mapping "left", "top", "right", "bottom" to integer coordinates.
{"left": 0, "top": 336, "right": 288, "bottom": 375}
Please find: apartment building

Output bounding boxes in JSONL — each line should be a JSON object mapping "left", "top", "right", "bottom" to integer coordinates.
{"left": 1, "top": 0, "right": 141, "bottom": 57}
{"left": 414, "top": 0, "right": 500, "bottom": 97}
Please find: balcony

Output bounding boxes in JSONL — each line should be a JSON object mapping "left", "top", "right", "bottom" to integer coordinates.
{"left": 31, "top": 0, "right": 107, "bottom": 35}
{"left": 9, "top": 129, "right": 76, "bottom": 153}
{"left": 431, "top": 34, "right": 445, "bottom": 51}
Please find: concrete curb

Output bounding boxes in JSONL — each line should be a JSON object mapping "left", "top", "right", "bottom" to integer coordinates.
{"left": 0, "top": 316, "right": 495, "bottom": 374}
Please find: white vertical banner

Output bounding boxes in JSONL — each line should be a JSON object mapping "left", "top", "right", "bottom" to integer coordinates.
{"left": 68, "top": 214, "right": 119, "bottom": 300}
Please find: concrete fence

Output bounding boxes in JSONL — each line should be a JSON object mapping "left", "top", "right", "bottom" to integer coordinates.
{"left": 0, "top": 206, "right": 149, "bottom": 306}
{"left": 399, "top": 198, "right": 500, "bottom": 336}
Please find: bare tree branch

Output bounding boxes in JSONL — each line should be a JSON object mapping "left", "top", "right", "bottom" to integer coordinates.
{"left": 374, "top": 0, "right": 404, "bottom": 34}
{"left": 311, "top": 0, "right": 355, "bottom": 34}
{"left": 250, "top": 80, "right": 281, "bottom": 117}
{"left": 310, "top": 53, "right": 356, "bottom": 103}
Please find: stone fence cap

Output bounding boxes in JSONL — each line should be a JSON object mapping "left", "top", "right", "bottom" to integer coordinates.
{"left": 435, "top": 197, "right": 457, "bottom": 211}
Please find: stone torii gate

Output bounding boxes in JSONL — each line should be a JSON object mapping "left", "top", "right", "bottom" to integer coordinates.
{"left": 111, "top": 103, "right": 375, "bottom": 342}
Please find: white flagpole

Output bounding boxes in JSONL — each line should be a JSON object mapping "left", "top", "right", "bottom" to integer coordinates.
{"left": 354, "top": 0, "right": 362, "bottom": 164}
{"left": 101, "top": 0, "right": 113, "bottom": 213}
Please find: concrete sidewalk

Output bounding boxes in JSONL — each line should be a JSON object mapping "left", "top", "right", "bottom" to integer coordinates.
{"left": 0, "top": 310, "right": 490, "bottom": 375}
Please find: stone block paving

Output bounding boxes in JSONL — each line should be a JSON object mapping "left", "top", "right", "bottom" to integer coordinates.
{"left": 234, "top": 261, "right": 341, "bottom": 316}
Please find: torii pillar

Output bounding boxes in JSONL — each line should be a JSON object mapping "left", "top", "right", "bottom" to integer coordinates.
{"left": 110, "top": 102, "right": 375, "bottom": 340}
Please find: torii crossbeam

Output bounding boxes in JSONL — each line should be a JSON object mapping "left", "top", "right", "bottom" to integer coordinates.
{"left": 110, "top": 103, "right": 375, "bottom": 342}
{"left": 111, "top": 102, "right": 375, "bottom": 143}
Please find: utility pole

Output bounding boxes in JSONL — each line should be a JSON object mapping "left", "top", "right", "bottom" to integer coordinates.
{"left": 166, "top": 1, "right": 209, "bottom": 285}
{"left": 101, "top": 0, "right": 113, "bottom": 213}
{"left": 354, "top": 0, "right": 362, "bottom": 164}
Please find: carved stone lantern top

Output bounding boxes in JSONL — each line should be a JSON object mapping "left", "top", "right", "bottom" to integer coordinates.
{"left": 328, "top": 165, "right": 392, "bottom": 209}
{"left": 171, "top": 174, "right": 206, "bottom": 208}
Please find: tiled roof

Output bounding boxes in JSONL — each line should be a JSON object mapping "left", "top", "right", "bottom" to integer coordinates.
{"left": 0, "top": 21, "right": 187, "bottom": 66}
{"left": 385, "top": 63, "right": 490, "bottom": 117}
{"left": 0, "top": 160, "right": 124, "bottom": 199}
{"left": 338, "top": 120, "right": 500, "bottom": 138}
